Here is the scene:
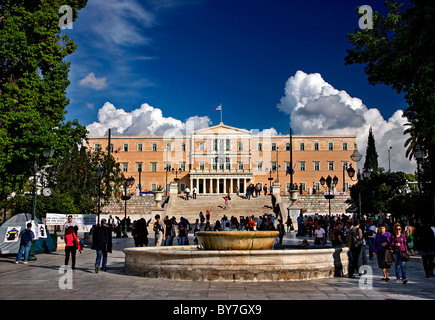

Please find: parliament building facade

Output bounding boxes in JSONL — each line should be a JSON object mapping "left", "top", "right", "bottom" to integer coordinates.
{"left": 87, "top": 123, "right": 358, "bottom": 195}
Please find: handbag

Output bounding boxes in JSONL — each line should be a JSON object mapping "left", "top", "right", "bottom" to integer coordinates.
{"left": 400, "top": 250, "right": 410, "bottom": 262}
{"left": 385, "top": 249, "right": 393, "bottom": 266}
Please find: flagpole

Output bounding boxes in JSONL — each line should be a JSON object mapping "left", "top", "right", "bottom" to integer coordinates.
{"left": 290, "top": 126, "right": 293, "bottom": 186}
{"left": 220, "top": 103, "right": 223, "bottom": 123}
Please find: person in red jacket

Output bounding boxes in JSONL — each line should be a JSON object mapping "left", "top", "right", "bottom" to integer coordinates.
{"left": 64, "top": 226, "right": 80, "bottom": 269}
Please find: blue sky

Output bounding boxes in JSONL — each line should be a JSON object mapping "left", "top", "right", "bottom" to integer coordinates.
{"left": 63, "top": 0, "right": 414, "bottom": 172}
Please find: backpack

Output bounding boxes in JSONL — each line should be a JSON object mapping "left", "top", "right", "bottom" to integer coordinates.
{"left": 351, "top": 227, "right": 363, "bottom": 247}
{"left": 21, "top": 229, "right": 32, "bottom": 245}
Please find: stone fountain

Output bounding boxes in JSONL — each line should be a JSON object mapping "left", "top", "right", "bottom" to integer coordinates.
{"left": 123, "top": 230, "right": 348, "bottom": 281}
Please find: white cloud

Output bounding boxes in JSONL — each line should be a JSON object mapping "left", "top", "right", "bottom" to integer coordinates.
{"left": 277, "top": 70, "right": 416, "bottom": 173}
{"left": 86, "top": 102, "right": 212, "bottom": 137}
{"left": 79, "top": 73, "right": 107, "bottom": 90}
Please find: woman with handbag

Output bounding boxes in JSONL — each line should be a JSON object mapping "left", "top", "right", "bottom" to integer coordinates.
{"left": 389, "top": 223, "right": 409, "bottom": 284}
{"left": 64, "top": 226, "right": 80, "bottom": 270}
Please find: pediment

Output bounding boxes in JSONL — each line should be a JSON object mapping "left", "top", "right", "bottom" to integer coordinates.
{"left": 193, "top": 122, "right": 251, "bottom": 136}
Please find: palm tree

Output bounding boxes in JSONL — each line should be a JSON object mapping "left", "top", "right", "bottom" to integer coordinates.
{"left": 403, "top": 121, "right": 425, "bottom": 161}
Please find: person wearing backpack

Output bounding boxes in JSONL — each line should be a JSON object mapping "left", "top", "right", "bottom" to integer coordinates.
{"left": 15, "top": 223, "right": 35, "bottom": 264}
{"left": 347, "top": 219, "right": 363, "bottom": 278}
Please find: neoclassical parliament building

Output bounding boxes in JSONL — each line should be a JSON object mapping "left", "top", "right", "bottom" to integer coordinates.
{"left": 87, "top": 123, "right": 358, "bottom": 195}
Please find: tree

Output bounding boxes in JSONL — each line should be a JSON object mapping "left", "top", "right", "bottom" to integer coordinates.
{"left": 0, "top": 0, "right": 88, "bottom": 201}
{"left": 345, "top": 0, "right": 435, "bottom": 216}
{"left": 364, "top": 127, "right": 378, "bottom": 173}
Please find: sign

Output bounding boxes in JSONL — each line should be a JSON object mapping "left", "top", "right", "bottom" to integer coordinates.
{"left": 4, "top": 227, "right": 21, "bottom": 243}
{"left": 45, "top": 213, "right": 97, "bottom": 226}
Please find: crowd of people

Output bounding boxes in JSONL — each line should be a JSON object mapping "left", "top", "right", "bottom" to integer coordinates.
{"left": 295, "top": 211, "right": 435, "bottom": 283}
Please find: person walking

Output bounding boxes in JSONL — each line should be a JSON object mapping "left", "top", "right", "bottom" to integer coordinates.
{"left": 347, "top": 220, "right": 363, "bottom": 278}
{"left": 185, "top": 187, "right": 190, "bottom": 200}
{"left": 373, "top": 223, "right": 392, "bottom": 281}
{"left": 64, "top": 226, "right": 80, "bottom": 270}
{"left": 366, "top": 219, "right": 377, "bottom": 260}
{"left": 178, "top": 223, "right": 188, "bottom": 245}
{"left": 414, "top": 220, "right": 435, "bottom": 278}
{"left": 224, "top": 195, "right": 229, "bottom": 210}
{"left": 389, "top": 223, "right": 409, "bottom": 284}
{"left": 276, "top": 219, "right": 286, "bottom": 245}
{"left": 91, "top": 219, "right": 113, "bottom": 273}
{"left": 153, "top": 214, "right": 165, "bottom": 247}
{"left": 15, "top": 223, "right": 35, "bottom": 264}
{"left": 192, "top": 187, "right": 197, "bottom": 199}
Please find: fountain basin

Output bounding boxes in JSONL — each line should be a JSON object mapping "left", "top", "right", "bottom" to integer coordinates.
{"left": 196, "top": 231, "right": 279, "bottom": 250}
{"left": 123, "top": 246, "right": 349, "bottom": 281}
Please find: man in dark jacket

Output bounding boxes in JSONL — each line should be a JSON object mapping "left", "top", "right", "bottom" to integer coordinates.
{"left": 92, "top": 219, "right": 113, "bottom": 273}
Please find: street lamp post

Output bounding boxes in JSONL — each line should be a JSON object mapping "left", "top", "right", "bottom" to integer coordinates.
{"left": 29, "top": 148, "right": 55, "bottom": 261}
{"left": 320, "top": 175, "right": 338, "bottom": 217}
{"left": 96, "top": 165, "right": 104, "bottom": 225}
{"left": 121, "top": 176, "right": 135, "bottom": 237}
{"left": 414, "top": 144, "right": 423, "bottom": 192}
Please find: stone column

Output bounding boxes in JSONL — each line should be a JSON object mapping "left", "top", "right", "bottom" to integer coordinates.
{"left": 230, "top": 178, "right": 234, "bottom": 193}
{"left": 210, "top": 178, "right": 213, "bottom": 193}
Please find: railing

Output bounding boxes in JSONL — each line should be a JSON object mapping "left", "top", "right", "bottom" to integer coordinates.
{"left": 189, "top": 169, "right": 252, "bottom": 174}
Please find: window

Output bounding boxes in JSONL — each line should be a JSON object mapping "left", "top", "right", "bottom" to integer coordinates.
{"left": 180, "top": 162, "right": 186, "bottom": 171}
{"left": 151, "top": 162, "right": 157, "bottom": 172}
{"left": 342, "top": 142, "right": 348, "bottom": 151}
{"left": 219, "top": 158, "right": 224, "bottom": 170}
{"left": 225, "top": 157, "right": 231, "bottom": 170}
{"left": 238, "top": 161, "right": 244, "bottom": 170}
{"left": 151, "top": 184, "right": 157, "bottom": 191}
{"left": 272, "top": 143, "right": 277, "bottom": 151}
{"left": 314, "top": 142, "right": 319, "bottom": 151}
{"left": 257, "top": 143, "right": 262, "bottom": 151}
{"left": 165, "top": 162, "right": 171, "bottom": 171}
{"left": 257, "top": 161, "right": 263, "bottom": 171}
{"left": 199, "top": 142, "right": 205, "bottom": 151}
{"left": 152, "top": 143, "right": 157, "bottom": 152}
{"left": 122, "top": 163, "right": 128, "bottom": 172}
{"left": 314, "top": 182, "right": 320, "bottom": 191}
{"left": 219, "top": 139, "right": 225, "bottom": 151}
{"left": 180, "top": 183, "right": 186, "bottom": 192}
{"left": 137, "top": 143, "right": 143, "bottom": 152}
{"left": 123, "top": 143, "right": 129, "bottom": 152}
{"left": 181, "top": 142, "right": 186, "bottom": 152}
{"left": 286, "top": 143, "right": 290, "bottom": 151}
{"left": 272, "top": 161, "right": 277, "bottom": 171}
{"left": 328, "top": 161, "right": 334, "bottom": 171}
{"left": 94, "top": 143, "right": 101, "bottom": 152}
{"left": 199, "top": 162, "right": 205, "bottom": 170}
{"left": 314, "top": 161, "right": 320, "bottom": 171}
{"left": 342, "top": 161, "right": 348, "bottom": 170}
{"left": 212, "top": 157, "right": 218, "bottom": 170}
{"left": 344, "top": 182, "right": 349, "bottom": 191}
{"left": 226, "top": 139, "right": 231, "bottom": 151}
{"left": 300, "top": 142, "right": 305, "bottom": 151}
{"left": 213, "top": 139, "right": 218, "bottom": 151}
{"left": 328, "top": 142, "right": 334, "bottom": 151}
{"left": 300, "top": 162, "right": 306, "bottom": 171}
{"left": 238, "top": 142, "right": 243, "bottom": 151}
{"left": 300, "top": 183, "right": 306, "bottom": 191}
{"left": 137, "top": 163, "right": 143, "bottom": 172}
{"left": 166, "top": 143, "right": 171, "bottom": 151}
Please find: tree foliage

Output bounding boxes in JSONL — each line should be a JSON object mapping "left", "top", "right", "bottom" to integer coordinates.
{"left": 0, "top": 0, "right": 88, "bottom": 199}
{"left": 364, "top": 127, "right": 378, "bottom": 173}
{"left": 345, "top": 0, "right": 435, "bottom": 211}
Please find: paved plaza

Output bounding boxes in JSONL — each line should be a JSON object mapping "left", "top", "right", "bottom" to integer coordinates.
{"left": 1, "top": 232, "right": 434, "bottom": 301}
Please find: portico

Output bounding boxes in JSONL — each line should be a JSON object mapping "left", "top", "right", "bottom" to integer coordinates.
{"left": 189, "top": 170, "right": 252, "bottom": 194}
